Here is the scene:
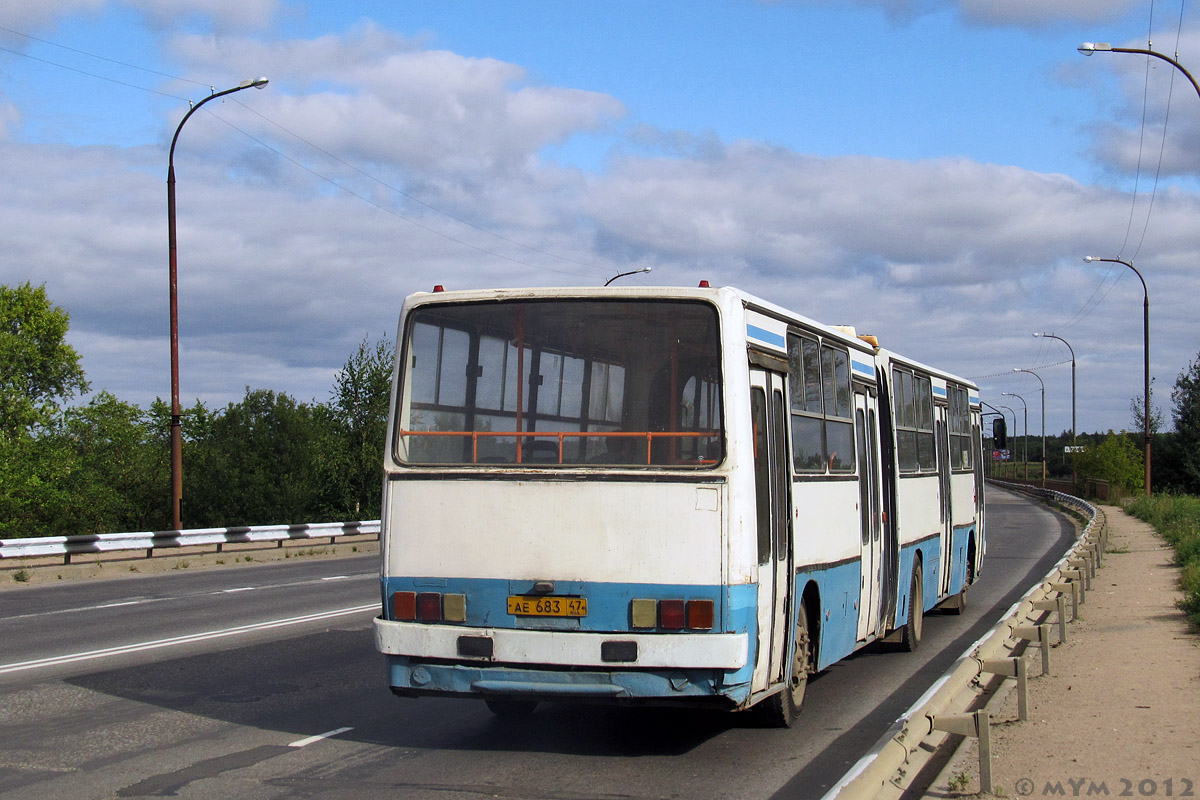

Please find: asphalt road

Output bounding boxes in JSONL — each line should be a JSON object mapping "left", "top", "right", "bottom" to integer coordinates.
{"left": 0, "top": 487, "right": 1075, "bottom": 800}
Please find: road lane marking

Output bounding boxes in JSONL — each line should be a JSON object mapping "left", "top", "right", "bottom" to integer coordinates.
{"left": 0, "top": 571, "right": 376, "bottom": 623}
{"left": 288, "top": 727, "right": 354, "bottom": 747}
{"left": 0, "top": 604, "right": 378, "bottom": 676}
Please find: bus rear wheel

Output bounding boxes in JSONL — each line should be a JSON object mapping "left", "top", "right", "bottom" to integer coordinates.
{"left": 898, "top": 565, "right": 923, "bottom": 652}
{"left": 945, "top": 553, "right": 973, "bottom": 616}
{"left": 759, "top": 598, "right": 812, "bottom": 727}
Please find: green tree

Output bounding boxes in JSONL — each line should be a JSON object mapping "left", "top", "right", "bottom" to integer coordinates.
{"left": 0, "top": 282, "right": 88, "bottom": 438}
{"left": 59, "top": 392, "right": 169, "bottom": 534}
{"left": 1073, "top": 430, "right": 1144, "bottom": 495}
{"left": 183, "top": 388, "right": 342, "bottom": 527}
{"left": 330, "top": 335, "right": 394, "bottom": 518}
{"left": 1170, "top": 353, "right": 1200, "bottom": 494}
{"left": 0, "top": 424, "right": 74, "bottom": 538}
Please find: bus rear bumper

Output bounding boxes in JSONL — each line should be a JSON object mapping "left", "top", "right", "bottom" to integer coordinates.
{"left": 374, "top": 618, "right": 751, "bottom": 705}
{"left": 383, "top": 656, "right": 744, "bottom": 706}
{"left": 373, "top": 617, "right": 747, "bottom": 669}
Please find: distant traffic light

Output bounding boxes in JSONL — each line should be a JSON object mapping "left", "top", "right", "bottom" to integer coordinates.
{"left": 993, "top": 418, "right": 1007, "bottom": 449}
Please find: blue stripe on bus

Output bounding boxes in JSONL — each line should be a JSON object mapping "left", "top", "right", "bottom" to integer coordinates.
{"left": 793, "top": 559, "right": 862, "bottom": 671}
{"left": 382, "top": 577, "right": 760, "bottom": 705}
{"left": 381, "top": 576, "right": 755, "bottom": 635}
{"left": 851, "top": 359, "right": 875, "bottom": 378}
{"left": 746, "top": 324, "right": 786, "bottom": 350}
{"left": 932, "top": 385, "right": 948, "bottom": 398}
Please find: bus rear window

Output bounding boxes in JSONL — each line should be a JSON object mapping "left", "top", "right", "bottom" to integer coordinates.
{"left": 395, "top": 300, "right": 723, "bottom": 467}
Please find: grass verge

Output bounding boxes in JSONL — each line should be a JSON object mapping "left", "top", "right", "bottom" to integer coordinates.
{"left": 1126, "top": 494, "right": 1200, "bottom": 627}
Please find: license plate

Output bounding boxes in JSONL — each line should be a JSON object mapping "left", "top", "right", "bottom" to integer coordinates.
{"left": 507, "top": 595, "right": 588, "bottom": 617}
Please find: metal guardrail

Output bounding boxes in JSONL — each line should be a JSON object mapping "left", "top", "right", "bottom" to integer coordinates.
{"left": 824, "top": 480, "right": 1104, "bottom": 799}
{"left": 0, "top": 520, "right": 381, "bottom": 564}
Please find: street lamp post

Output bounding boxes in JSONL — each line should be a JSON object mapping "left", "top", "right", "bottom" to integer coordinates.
{"left": 167, "top": 77, "right": 269, "bottom": 530}
{"left": 1001, "top": 393, "right": 1028, "bottom": 482}
{"left": 1013, "top": 368, "right": 1047, "bottom": 488}
{"left": 1035, "top": 332, "right": 1077, "bottom": 486}
{"left": 604, "top": 266, "right": 652, "bottom": 286}
{"left": 980, "top": 401, "right": 1006, "bottom": 478}
{"left": 999, "top": 404, "right": 1018, "bottom": 479}
{"left": 1084, "top": 256, "right": 1151, "bottom": 496}
{"left": 1078, "top": 42, "right": 1200, "bottom": 102}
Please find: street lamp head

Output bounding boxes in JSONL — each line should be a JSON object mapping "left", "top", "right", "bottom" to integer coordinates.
{"left": 1084, "top": 255, "right": 1097, "bottom": 263}
{"left": 1078, "top": 42, "right": 1112, "bottom": 56}
{"left": 243, "top": 76, "right": 270, "bottom": 89}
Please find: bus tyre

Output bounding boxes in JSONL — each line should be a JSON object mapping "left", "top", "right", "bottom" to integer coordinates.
{"left": 946, "top": 557, "right": 973, "bottom": 616}
{"left": 899, "top": 566, "right": 923, "bottom": 652}
{"left": 484, "top": 697, "right": 538, "bottom": 717}
{"left": 759, "top": 598, "right": 812, "bottom": 728}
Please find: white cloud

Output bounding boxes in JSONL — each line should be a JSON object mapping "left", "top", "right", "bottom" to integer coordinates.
{"left": 780, "top": 0, "right": 1142, "bottom": 28}
{"left": 2, "top": 0, "right": 277, "bottom": 33}
{"left": 4, "top": 12, "right": 1199, "bottom": 437}
{"left": 166, "top": 24, "right": 625, "bottom": 183}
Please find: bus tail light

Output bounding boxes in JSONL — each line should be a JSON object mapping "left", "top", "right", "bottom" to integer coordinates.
{"left": 393, "top": 591, "right": 417, "bottom": 620}
{"left": 417, "top": 592, "right": 442, "bottom": 621}
{"left": 659, "top": 599, "right": 686, "bottom": 630}
{"left": 631, "top": 598, "right": 657, "bottom": 628}
{"left": 393, "top": 591, "right": 466, "bottom": 623}
{"left": 687, "top": 599, "right": 714, "bottom": 630}
{"left": 631, "top": 598, "right": 717, "bottom": 630}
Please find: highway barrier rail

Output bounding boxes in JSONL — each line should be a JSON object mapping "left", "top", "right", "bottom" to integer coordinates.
{"left": 824, "top": 481, "right": 1105, "bottom": 799}
{"left": 0, "top": 520, "right": 381, "bottom": 565}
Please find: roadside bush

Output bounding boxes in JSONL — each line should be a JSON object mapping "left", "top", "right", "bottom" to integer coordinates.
{"left": 1127, "top": 494, "right": 1200, "bottom": 626}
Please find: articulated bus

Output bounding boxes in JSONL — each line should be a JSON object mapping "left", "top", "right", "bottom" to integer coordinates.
{"left": 373, "top": 284, "right": 984, "bottom": 725}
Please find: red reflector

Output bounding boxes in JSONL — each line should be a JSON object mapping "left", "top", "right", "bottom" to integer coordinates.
{"left": 417, "top": 592, "right": 442, "bottom": 621}
{"left": 393, "top": 591, "right": 417, "bottom": 621}
{"left": 688, "top": 599, "right": 715, "bottom": 630}
{"left": 660, "top": 599, "right": 686, "bottom": 630}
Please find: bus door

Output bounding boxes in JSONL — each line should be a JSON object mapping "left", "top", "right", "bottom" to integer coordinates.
{"left": 936, "top": 407, "right": 953, "bottom": 597}
{"left": 855, "top": 391, "right": 883, "bottom": 641}
{"left": 750, "top": 369, "right": 792, "bottom": 692}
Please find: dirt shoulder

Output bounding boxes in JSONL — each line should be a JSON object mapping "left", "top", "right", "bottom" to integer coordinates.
{"left": 925, "top": 504, "right": 1200, "bottom": 798}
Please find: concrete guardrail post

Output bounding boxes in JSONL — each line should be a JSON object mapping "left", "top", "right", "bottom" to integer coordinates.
{"left": 1051, "top": 580, "right": 1081, "bottom": 621}
{"left": 1031, "top": 594, "right": 1069, "bottom": 643}
{"left": 980, "top": 657, "right": 1028, "bottom": 721}
{"left": 1011, "top": 623, "right": 1051, "bottom": 676}
{"left": 1067, "top": 554, "right": 1094, "bottom": 588}
{"left": 1061, "top": 568, "right": 1087, "bottom": 604}
{"left": 931, "top": 710, "right": 992, "bottom": 793}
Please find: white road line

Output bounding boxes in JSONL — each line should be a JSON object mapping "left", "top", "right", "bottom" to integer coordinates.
{"left": 0, "top": 571, "right": 376, "bottom": 623}
{"left": 0, "top": 604, "right": 378, "bottom": 676}
{"left": 288, "top": 727, "right": 354, "bottom": 748}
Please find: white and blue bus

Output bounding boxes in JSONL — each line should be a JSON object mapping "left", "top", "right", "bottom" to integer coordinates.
{"left": 374, "top": 284, "right": 984, "bottom": 725}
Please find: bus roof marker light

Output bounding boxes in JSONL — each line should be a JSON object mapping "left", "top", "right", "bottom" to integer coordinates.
{"left": 698, "top": 280, "right": 710, "bottom": 288}
{"left": 433, "top": 285, "right": 445, "bottom": 292}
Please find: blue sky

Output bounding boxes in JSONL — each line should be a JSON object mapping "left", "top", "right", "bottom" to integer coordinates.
{"left": 2, "top": 0, "right": 1199, "bottom": 439}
